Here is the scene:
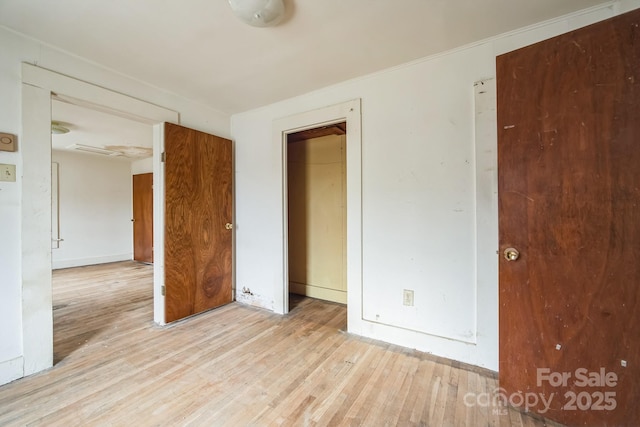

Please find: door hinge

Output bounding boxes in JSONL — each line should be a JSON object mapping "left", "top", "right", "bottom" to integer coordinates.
{"left": 161, "top": 286, "right": 166, "bottom": 296}
{"left": 161, "top": 152, "right": 166, "bottom": 163}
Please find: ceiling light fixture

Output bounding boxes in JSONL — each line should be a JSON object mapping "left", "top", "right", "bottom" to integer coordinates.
{"left": 228, "top": 0, "right": 285, "bottom": 27}
{"left": 51, "top": 121, "right": 70, "bottom": 135}
{"left": 66, "top": 143, "right": 123, "bottom": 157}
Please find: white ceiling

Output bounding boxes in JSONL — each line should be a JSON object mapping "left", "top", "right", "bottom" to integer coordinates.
{"left": 1, "top": 0, "right": 606, "bottom": 116}
{"left": 51, "top": 100, "right": 153, "bottom": 160}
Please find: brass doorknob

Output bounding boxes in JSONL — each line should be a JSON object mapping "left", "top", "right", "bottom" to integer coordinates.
{"left": 504, "top": 248, "right": 520, "bottom": 261}
{"left": 225, "top": 223, "right": 233, "bottom": 230}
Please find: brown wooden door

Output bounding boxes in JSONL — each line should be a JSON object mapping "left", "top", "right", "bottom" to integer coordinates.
{"left": 497, "top": 9, "right": 640, "bottom": 426}
{"left": 164, "top": 122, "right": 233, "bottom": 323}
{"left": 133, "top": 173, "right": 153, "bottom": 263}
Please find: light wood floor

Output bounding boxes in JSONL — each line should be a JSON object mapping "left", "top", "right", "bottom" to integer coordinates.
{"left": 0, "top": 261, "right": 563, "bottom": 426}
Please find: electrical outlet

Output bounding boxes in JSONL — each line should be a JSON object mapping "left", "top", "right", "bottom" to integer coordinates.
{"left": 403, "top": 289, "right": 414, "bottom": 306}
{"left": 0, "top": 164, "right": 16, "bottom": 182}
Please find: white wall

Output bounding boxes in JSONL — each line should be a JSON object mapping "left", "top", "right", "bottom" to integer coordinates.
{"left": 232, "top": 1, "right": 640, "bottom": 371}
{"left": 0, "top": 103, "right": 22, "bottom": 384}
{"left": 0, "top": 26, "right": 229, "bottom": 384}
{"left": 131, "top": 157, "right": 153, "bottom": 175}
{"left": 51, "top": 151, "right": 132, "bottom": 269}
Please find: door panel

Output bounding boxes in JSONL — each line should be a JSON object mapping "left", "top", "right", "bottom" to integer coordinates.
{"left": 164, "top": 122, "right": 233, "bottom": 323}
{"left": 133, "top": 173, "right": 153, "bottom": 263}
{"left": 498, "top": 9, "right": 640, "bottom": 426}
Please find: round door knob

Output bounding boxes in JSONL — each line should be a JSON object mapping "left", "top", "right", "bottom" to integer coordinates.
{"left": 225, "top": 223, "right": 233, "bottom": 230}
{"left": 504, "top": 248, "right": 520, "bottom": 261}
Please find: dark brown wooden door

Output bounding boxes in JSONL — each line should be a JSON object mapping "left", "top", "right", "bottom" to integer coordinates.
{"left": 498, "top": 10, "right": 640, "bottom": 426}
{"left": 133, "top": 173, "right": 153, "bottom": 263}
{"left": 164, "top": 122, "right": 233, "bottom": 323}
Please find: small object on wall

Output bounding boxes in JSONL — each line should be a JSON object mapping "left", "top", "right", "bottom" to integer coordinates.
{"left": 0, "top": 164, "right": 17, "bottom": 182}
{"left": 403, "top": 289, "right": 414, "bottom": 306}
{"left": 0, "top": 133, "right": 17, "bottom": 152}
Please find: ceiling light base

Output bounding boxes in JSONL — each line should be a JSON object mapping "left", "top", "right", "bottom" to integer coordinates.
{"left": 228, "top": 0, "right": 285, "bottom": 27}
{"left": 51, "top": 121, "right": 70, "bottom": 135}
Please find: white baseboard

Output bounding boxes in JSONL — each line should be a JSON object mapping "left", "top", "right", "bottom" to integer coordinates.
{"left": 0, "top": 356, "right": 23, "bottom": 385}
{"left": 52, "top": 253, "right": 132, "bottom": 270}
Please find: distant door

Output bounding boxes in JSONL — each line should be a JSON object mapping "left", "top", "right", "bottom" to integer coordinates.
{"left": 497, "top": 9, "right": 640, "bottom": 426}
{"left": 133, "top": 173, "right": 153, "bottom": 263}
{"left": 164, "top": 122, "right": 233, "bottom": 323}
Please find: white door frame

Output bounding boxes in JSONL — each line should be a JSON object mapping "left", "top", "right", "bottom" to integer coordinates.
{"left": 274, "top": 99, "right": 362, "bottom": 331}
{"left": 20, "top": 63, "right": 178, "bottom": 375}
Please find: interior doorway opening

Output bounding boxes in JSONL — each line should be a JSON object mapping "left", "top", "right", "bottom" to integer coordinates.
{"left": 286, "top": 122, "right": 347, "bottom": 311}
{"left": 20, "top": 63, "right": 178, "bottom": 376}
{"left": 50, "top": 97, "right": 156, "bottom": 364}
{"left": 51, "top": 97, "right": 155, "bottom": 271}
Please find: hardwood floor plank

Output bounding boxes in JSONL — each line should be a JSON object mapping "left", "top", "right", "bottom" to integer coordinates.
{"left": 0, "top": 262, "right": 564, "bottom": 426}
{"left": 361, "top": 347, "right": 412, "bottom": 426}
{"left": 396, "top": 356, "right": 433, "bottom": 425}
{"left": 339, "top": 343, "right": 395, "bottom": 425}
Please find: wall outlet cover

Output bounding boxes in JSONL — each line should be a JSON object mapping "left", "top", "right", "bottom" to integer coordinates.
{"left": 0, "top": 164, "right": 17, "bottom": 182}
{"left": 403, "top": 289, "right": 414, "bottom": 306}
{"left": 0, "top": 133, "right": 17, "bottom": 152}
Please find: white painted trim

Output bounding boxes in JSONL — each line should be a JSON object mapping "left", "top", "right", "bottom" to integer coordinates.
{"left": 153, "top": 123, "right": 166, "bottom": 325}
{"left": 51, "top": 162, "right": 60, "bottom": 250}
{"left": 0, "top": 356, "right": 24, "bottom": 386}
{"left": 21, "top": 82, "right": 54, "bottom": 376}
{"left": 52, "top": 254, "right": 133, "bottom": 270}
{"left": 273, "top": 99, "right": 362, "bottom": 332}
{"left": 20, "top": 64, "right": 178, "bottom": 378}
{"left": 22, "top": 64, "right": 176, "bottom": 125}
